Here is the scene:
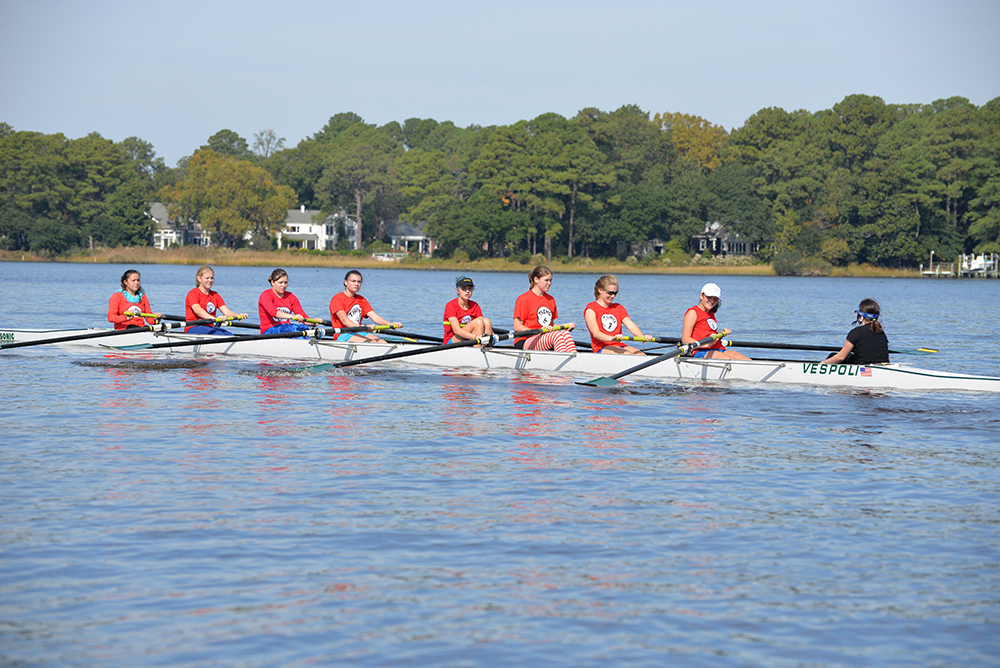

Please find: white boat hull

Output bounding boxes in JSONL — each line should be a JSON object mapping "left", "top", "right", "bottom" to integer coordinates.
{"left": 4, "top": 327, "right": 1000, "bottom": 392}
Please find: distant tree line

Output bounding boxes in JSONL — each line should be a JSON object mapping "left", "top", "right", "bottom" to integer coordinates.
{"left": 2, "top": 94, "right": 998, "bottom": 268}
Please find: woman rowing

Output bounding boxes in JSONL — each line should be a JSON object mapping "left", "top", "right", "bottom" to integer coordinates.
{"left": 681, "top": 282, "right": 750, "bottom": 360}
{"left": 185, "top": 265, "right": 249, "bottom": 334}
{"left": 584, "top": 274, "right": 651, "bottom": 355}
{"left": 444, "top": 274, "right": 493, "bottom": 344}
{"left": 329, "top": 270, "right": 402, "bottom": 342}
{"left": 108, "top": 269, "right": 162, "bottom": 330}
{"left": 820, "top": 298, "right": 890, "bottom": 366}
{"left": 258, "top": 268, "right": 311, "bottom": 334}
{"left": 512, "top": 265, "right": 576, "bottom": 352}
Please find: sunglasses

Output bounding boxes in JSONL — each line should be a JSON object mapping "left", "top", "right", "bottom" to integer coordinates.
{"left": 605, "top": 290, "right": 618, "bottom": 296}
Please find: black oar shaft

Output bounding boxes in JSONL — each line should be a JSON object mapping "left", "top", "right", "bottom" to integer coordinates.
{"left": 136, "top": 328, "right": 323, "bottom": 350}
{"left": 332, "top": 326, "right": 566, "bottom": 369}
{"left": 476, "top": 327, "right": 589, "bottom": 350}
{"left": 1, "top": 324, "right": 160, "bottom": 349}
{"left": 333, "top": 334, "right": 506, "bottom": 368}
{"left": 577, "top": 332, "right": 724, "bottom": 387}
{"left": 393, "top": 330, "right": 443, "bottom": 343}
{"left": 623, "top": 335, "right": 922, "bottom": 355}
{"left": 0, "top": 319, "right": 215, "bottom": 350}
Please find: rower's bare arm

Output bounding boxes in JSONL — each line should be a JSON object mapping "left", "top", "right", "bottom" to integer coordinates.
{"left": 584, "top": 309, "right": 608, "bottom": 341}
{"left": 448, "top": 316, "right": 476, "bottom": 341}
{"left": 367, "top": 311, "right": 402, "bottom": 329}
{"left": 822, "top": 340, "right": 854, "bottom": 365}
{"left": 681, "top": 310, "right": 698, "bottom": 345}
{"left": 623, "top": 317, "right": 648, "bottom": 340}
{"left": 220, "top": 305, "right": 248, "bottom": 319}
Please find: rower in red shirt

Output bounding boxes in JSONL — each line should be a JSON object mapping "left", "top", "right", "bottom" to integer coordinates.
{"left": 185, "top": 265, "right": 249, "bottom": 334}
{"left": 681, "top": 282, "right": 749, "bottom": 360}
{"left": 583, "top": 274, "right": 651, "bottom": 354}
{"left": 108, "top": 269, "right": 162, "bottom": 330}
{"left": 258, "top": 268, "right": 310, "bottom": 334}
{"left": 443, "top": 274, "right": 493, "bottom": 344}
{"left": 329, "top": 270, "right": 402, "bottom": 342}
{"left": 512, "top": 265, "right": 576, "bottom": 352}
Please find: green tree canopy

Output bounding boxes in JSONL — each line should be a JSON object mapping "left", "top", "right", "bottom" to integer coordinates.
{"left": 200, "top": 129, "right": 251, "bottom": 160}
{"left": 159, "top": 150, "right": 296, "bottom": 247}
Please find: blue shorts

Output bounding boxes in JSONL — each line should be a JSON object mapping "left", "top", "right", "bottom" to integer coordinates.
{"left": 267, "top": 323, "right": 311, "bottom": 334}
{"left": 691, "top": 348, "right": 724, "bottom": 358}
{"left": 335, "top": 332, "right": 357, "bottom": 342}
{"left": 186, "top": 325, "right": 232, "bottom": 335}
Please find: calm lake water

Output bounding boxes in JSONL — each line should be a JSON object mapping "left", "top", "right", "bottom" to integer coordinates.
{"left": 2, "top": 261, "right": 999, "bottom": 667}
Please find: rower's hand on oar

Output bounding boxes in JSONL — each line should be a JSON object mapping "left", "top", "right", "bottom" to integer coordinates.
{"left": 614, "top": 334, "right": 654, "bottom": 343}
{"left": 477, "top": 334, "right": 500, "bottom": 347}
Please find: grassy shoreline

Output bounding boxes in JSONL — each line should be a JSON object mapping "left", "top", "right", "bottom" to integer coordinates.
{"left": 0, "top": 247, "right": 922, "bottom": 279}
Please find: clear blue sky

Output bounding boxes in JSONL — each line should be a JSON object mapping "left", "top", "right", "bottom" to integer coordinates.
{"left": 2, "top": 0, "right": 998, "bottom": 167}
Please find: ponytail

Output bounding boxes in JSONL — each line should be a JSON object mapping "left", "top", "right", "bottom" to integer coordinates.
{"left": 857, "top": 298, "right": 883, "bottom": 334}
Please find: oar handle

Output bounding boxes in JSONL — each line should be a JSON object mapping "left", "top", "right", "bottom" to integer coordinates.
{"left": 155, "top": 313, "right": 247, "bottom": 321}
{"left": 159, "top": 313, "right": 260, "bottom": 329}
{"left": 516, "top": 324, "right": 572, "bottom": 335}
{"left": 614, "top": 335, "right": 658, "bottom": 343}
{"left": 314, "top": 319, "right": 399, "bottom": 331}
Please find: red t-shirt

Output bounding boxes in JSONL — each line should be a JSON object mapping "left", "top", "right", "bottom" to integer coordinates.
{"left": 258, "top": 289, "right": 307, "bottom": 333}
{"left": 185, "top": 288, "right": 227, "bottom": 332}
{"left": 108, "top": 291, "right": 154, "bottom": 330}
{"left": 685, "top": 306, "right": 724, "bottom": 350}
{"left": 513, "top": 290, "right": 558, "bottom": 342}
{"left": 585, "top": 300, "right": 629, "bottom": 352}
{"left": 330, "top": 292, "right": 373, "bottom": 328}
{"left": 443, "top": 298, "right": 484, "bottom": 343}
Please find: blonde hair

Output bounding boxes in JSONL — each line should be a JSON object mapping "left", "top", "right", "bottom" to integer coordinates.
{"left": 195, "top": 265, "right": 214, "bottom": 286}
{"left": 594, "top": 274, "right": 618, "bottom": 299}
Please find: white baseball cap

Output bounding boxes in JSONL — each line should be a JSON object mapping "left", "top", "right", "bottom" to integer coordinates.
{"left": 701, "top": 283, "right": 721, "bottom": 298}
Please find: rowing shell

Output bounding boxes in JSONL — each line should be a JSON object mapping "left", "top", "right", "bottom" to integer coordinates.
{"left": 4, "top": 327, "right": 1000, "bottom": 393}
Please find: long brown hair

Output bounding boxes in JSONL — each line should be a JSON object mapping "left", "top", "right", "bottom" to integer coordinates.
{"left": 857, "top": 298, "right": 883, "bottom": 334}
{"left": 268, "top": 268, "right": 288, "bottom": 284}
{"left": 120, "top": 269, "right": 143, "bottom": 295}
